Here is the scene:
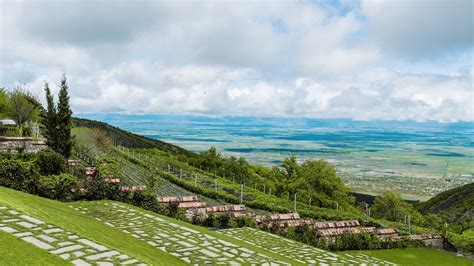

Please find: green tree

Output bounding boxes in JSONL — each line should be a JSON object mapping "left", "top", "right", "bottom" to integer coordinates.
{"left": 42, "top": 82, "right": 58, "bottom": 149}
{"left": 235, "top": 157, "right": 251, "bottom": 184}
{"left": 282, "top": 156, "right": 299, "bottom": 181}
{"left": 371, "top": 192, "right": 406, "bottom": 221}
{"left": 0, "top": 88, "right": 7, "bottom": 118}
{"left": 371, "top": 191, "right": 425, "bottom": 225}
{"left": 296, "top": 159, "right": 352, "bottom": 207}
{"left": 5, "top": 86, "right": 41, "bottom": 136}
{"left": 56, "top": 75, "right": 73, "bottom": 157}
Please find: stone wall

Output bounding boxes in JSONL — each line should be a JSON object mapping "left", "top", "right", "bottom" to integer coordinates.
{"left": 424, "top": 238, "right": 444, "bottom": 249}
{"left": 0, "top": 136, "right": 48, "bottom": 153}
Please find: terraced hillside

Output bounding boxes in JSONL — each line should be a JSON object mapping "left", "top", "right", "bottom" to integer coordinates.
{"left": 0, "top": 187, "right": 184, "bottom": 265}
{"left": 0, "top": 186, "right": 396, "bottom": 265}
{"left": 72, "top": 124, "right": 438, "bottom": 233}
{"left": 70, "top": 200, "right": 394, "bottom": 265}
{"left": 218, "top": 227, "right": 392, "bottom": 265}
{"left": 71, "top": 201, "right": 296, "bottom": 265}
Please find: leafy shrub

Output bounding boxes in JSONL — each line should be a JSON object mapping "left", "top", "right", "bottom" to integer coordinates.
{"left": 35, "top": 151, "right": 66, "bottom": 176}
{"left": 0, "top": 158, "right": 39, "bottom": 193}
{"left": 328, "top": 233, "right": 424, "bottom": 251}
{"left": 38, "top": 173, "right": 79, "bottom": 200}
{"left": 447, "top": 231, "right": 474, "bottom": 253}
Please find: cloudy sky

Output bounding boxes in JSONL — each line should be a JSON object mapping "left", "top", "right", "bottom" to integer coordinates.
{"left": 1, "top": 0, "right": 472, "bottom": 122}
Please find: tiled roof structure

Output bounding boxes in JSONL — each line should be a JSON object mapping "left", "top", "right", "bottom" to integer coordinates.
{"left": 313, "top": 220, "right": 360, "bottom": 229}
{"left": 205, "top": 205, "right": 246, "bottom": 213}
{"left": 267, "top": 219, "right": 313, "bottom": 228}
{"left": 317, "top": 227, "right": 377, "bottom": 237}
{"left": 405, "top": 234, "right": 443, "bottom": 240}
{"left": 178, "top": 202, "right": 208, "bottom": 209}
{"left": 255, "top": 213, "right": 300, "bottom": 223}
{"left": 156, "top": 195, "right": 199, "bottom": 203}
{"left": 376, "top": 228, "right": 398, "bottom": 235}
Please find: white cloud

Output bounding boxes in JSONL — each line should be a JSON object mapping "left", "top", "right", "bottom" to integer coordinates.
{"left": 0, "top": 0, "right": 472, "bottom": 122}
{"left": 15, "top": 60, "right": 470, "bottom": 122}
{"left": 361, "top": 0, "right": 473, "bottom": 57}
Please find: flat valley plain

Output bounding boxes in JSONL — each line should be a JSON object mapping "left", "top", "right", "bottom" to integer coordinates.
{"left": 78, "top": 114, "right": 474, "bottom": 201}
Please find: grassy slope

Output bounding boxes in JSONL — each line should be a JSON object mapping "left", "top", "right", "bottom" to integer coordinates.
{"left": 0, "top": 187, "right": 185, "bottom": 266}
{"left": 73, "top": 117, "right": 194, "bottom": 156}
{"left": 340, "top": 248, "right": 474, "bottom": 266}
{"left": 0, "top": 230, "right": 69, "bottom": 265}
{"left": 416, "top": 182, "right": 474, "bottom": 214}
{"left": 73, "top": 200, "right": 303, "bottom": 265}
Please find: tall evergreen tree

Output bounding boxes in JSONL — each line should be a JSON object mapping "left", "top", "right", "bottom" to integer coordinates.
{"left": 43, "top": 82, "right": 58, "bottom": 149}
{"left": 56, "top": 75, "right": 74, "bottom": 158}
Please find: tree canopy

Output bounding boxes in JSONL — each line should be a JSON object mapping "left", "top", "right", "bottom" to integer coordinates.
{"left": 42, "top": 75, "right": 74, "bottom": 157}
{"left": 3, "top": 86, "right": 41, "bottom": 136}
{"left": 371, "top": 191, "right": 425, "bottom": 225}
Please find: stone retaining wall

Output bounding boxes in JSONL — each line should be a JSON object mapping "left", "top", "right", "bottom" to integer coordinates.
{"left": 0, "top": 136, "right": 48, "bottom": 153}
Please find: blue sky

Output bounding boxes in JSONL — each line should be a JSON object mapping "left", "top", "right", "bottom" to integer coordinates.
{"left": 0, "top": 0, "right": 472, "bottom": 122}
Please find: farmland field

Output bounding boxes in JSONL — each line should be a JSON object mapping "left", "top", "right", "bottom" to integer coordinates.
{"left": 77, "top": 114, "right": 474, "bottom": 201}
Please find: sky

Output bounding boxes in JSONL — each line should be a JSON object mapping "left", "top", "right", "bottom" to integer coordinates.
{"left": 0, "top": 0, "right": 473, "bottom": 122}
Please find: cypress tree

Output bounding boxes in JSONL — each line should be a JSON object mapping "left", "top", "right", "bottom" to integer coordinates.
{"left": 43, "top": 82, "right": 57, "bottom": 149}
{"left": 56, "top": 75, "right": 74, "bottom": 158}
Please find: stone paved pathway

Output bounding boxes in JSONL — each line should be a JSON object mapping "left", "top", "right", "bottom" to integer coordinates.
{"left": 0, "top": 205, "right": 145, "bottom": 266}
{"left": 218, "top": 227, "right": 396, "bottom": 265}
{"left": 71, "top": 202, "right": 290, "bottom": 265}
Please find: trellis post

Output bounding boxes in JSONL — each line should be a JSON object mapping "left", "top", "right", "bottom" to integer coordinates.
{"left": 408, "top": 214, "right": 411, "bottom": 235}
{"left": 294, "top": 193, "right": 297, "bottom": 213}
{"left": 240, "top": 184, "right": 243, "bottom": 204}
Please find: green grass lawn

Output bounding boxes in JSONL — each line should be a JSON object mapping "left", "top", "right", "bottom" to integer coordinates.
{"left": 340, "top": 248, "right": 474, "bottom": 266}
{"left": 0, "top": 230, "right": 69, "bottom": 265}
{"left": 73, "top": 200, "right": 303, "bottom": 265}
{"left": 0, "top": 186, "right": 185, "bottom": 265}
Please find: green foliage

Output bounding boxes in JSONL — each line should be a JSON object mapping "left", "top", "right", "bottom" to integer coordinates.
{"left": 189, "top": 148, "right": 353, "bottom": 210}
{"left": 417, "top": 182, "right": 474, "bottom": 233}
{"left": 192, "top": 213, "right": 256, "bottom": 229}
{"left": 96, "top": 157, "right": 120, "bottom": 178}
{"left": 42, "top": 76, "right": 74, "bottom": 158}
{"left": 72, "top": 117, "right": 193, "bottom": 156}
{"left": 447, "top": 230, "right": 474, "bottom": 253}
{"left": 56, "top": 75, "right": 74, "bottom": 157}
{"left": 0, "top": 88, "right": 7, "bottom": 118}
{"left": 35, "top": 151, "right": 66, "bottom": 176}
{"left": 4, "top": 86, "right": 41, "bottom": 136}
{"left": 38, "top": 173, "right": 79, "bottom": 200}
{"left": 295, "top": 159, "right": 353, "bottom": 208}
{"left": 0, "top": 158, "right": 39, "bottom": 193}
{"left": 372, "top": 192, "right": 426, "bottom": 225}
{"left": 42, "top": 82, "right": 57, "bottom": 149}
{"left": 330, "top": 234, "right": 424, "bottom": 251}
